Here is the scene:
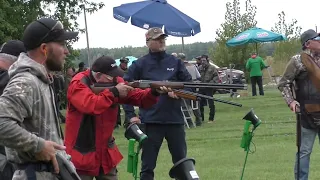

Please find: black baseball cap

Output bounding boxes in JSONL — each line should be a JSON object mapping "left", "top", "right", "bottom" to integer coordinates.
{"left": 0, "top": 40, "right": 26, "bottom": 57}
{"left": 91, "top": 55, "right": 124, "bottom": 77}
{"left": 22, "top": 18, "right": 79, "bottom": 50}
{"left": 177, "top": 53, "right": 186, "bottom": 60}
{"left": 79, "top": 62, "right": 85, "bottom": 67}
{"left": 301, "top": 29, "right": 320, "bottom": 48}
{"left": 120, "top": 57, "right": 129, "bottom": 63}
{"left": 201, "top": 54, "right": 208, "bottom": 59}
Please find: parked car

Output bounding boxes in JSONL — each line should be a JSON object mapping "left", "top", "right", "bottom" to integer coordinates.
{"left": 187, "top": 60, "right": 246, "bottom": 94}
{"left": 187, "top": 60, "right": 246, "bottom": 84}
{"left": 219, "top": 64, "right": 246, "bottom": 84}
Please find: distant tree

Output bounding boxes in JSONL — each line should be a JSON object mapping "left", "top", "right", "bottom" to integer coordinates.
{"left": 212, "top": 0, "right": 257, "bottom": 70}
{"left": 76, "top": 42, "right": 215, "bottom": 64}
{"left": 0, "top": 0, "right": 104, "bottom": 108}
{"left": 271, "top": 11, "right": 302, "bottom": 62}
{"left": 0, "top": 0, "right": 104, "bottom": 44}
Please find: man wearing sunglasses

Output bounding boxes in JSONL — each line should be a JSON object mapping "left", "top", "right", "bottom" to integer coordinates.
{"left": 64, "top": 55, "right": 170, "bottom": 180}
{"left": 123, "top": 27, "right": 193, "bottom": 180}
{"left": 0, "top": 17, "right": 78, "bottom": 180}
{"left": 278, "top": 29, "right": 320, "bottom": 180}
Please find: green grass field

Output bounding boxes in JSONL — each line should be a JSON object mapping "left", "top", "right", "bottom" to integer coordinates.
{"left": 107, "top": 88, "right": 320, "bottom": 180}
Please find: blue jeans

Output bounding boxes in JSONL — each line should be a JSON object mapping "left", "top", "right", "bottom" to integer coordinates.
{"left": 294, "top": 126, "right": 320, "bottom": 180}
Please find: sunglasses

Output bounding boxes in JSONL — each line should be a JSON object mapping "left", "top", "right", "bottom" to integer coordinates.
{"left": 37, "top": 21, "right": 64, "bottom": 45}
{"left": 146, "top": 36, "right": 167, "bottom": 42}
{"left": 312, "top": 36, "right": 320, "bottom": 41}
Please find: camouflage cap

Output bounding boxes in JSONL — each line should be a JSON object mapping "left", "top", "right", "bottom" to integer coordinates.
{"left": 145, "top": 27, "right": 168, "bottom": 41}
{"left": 120, "top": 57, "right": 129, "bottom": 63}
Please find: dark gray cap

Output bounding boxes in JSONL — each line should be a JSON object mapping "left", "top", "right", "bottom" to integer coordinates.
{"left": 0, "top": 40, "right": 26, "bottom": 57}
{"left": 301, "top": 29, "right": 319, "bottom": 47}
{"left": 177, "top": 53, "right": 186, "bottom": 60}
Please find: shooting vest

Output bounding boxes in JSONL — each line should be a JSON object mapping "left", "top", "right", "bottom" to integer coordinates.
{"left": 296, "top": 52, "right": 320, "bottom": 128}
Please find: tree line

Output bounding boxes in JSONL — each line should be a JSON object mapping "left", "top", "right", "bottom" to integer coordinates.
{"left": 75, "top": 41, "right": 276, "bottom": 67}
{"left": 0, "top": 0, "right": 104, "bottom": 71}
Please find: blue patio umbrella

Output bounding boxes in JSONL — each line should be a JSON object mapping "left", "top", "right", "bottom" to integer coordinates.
{"left": 115, "top": 56, "right": 138, "bottom": 67}
{"left": 113, "top": 0, "right": 201, "bottom": 50}
{"left": 226, "top": 27, "right": 287, "bottom": 51}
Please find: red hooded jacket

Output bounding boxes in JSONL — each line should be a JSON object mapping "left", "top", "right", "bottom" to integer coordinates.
{"left": 64, "top": 70, "right": 159, "bottom": 176}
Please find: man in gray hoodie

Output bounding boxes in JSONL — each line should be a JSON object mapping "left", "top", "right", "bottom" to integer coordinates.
{"left": 0, "top": 17, "right": 78, "bottom": 180}
{"left": 0, "top": 40, "right": 26, "bottom": 180}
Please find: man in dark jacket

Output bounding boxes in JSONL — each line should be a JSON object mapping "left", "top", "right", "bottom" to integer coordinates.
{"left": 0, "top": 40, "right": 26, "bottom": 180}
{"left": 124, "top": 27, "right": 192, "bottom": 180}
{"left": 199, "top": 55, "right": 219, "bottom": 123}
{"left": 76, "top": 62, "right": 87, "bottom": 74}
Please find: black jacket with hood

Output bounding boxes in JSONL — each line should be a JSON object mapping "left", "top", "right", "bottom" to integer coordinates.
{"left": 0, "top": 69, "right": 9, "bottom": 96}
{"left": 0, "top": 69, "right": 9, "bottom": 155}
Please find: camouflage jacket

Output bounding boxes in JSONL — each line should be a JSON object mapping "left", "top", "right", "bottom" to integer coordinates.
{"left": 277, "top": 50, "right": 320, "bottom": 106}
{"left": 0, "top": 53, "right": 66, "bottom": 164}
{"left": 199, "top": 64, "right": 219, "bottom": 83}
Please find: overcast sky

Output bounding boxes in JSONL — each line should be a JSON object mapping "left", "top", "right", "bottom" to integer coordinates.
{"left": 72, "top": 0, "right": 319, "bottom": 49}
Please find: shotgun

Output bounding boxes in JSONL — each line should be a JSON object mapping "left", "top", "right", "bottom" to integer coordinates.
{"left": 90, "top": 81, "right": 244, "bottom": 107}
{"left": 92, "top": 80, "right": 247, "bottom": 90}
{"left": 55, "top": 153, "right": 81, "bottom": 180}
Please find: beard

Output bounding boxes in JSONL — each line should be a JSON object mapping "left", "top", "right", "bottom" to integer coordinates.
{"left": 46, "top": 48, "right": 63, "bottom": 71}
{"left": 159, "top": 46, "right": 166, "bottom": 52}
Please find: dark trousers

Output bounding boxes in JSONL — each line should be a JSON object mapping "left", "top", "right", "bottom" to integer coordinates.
{"left": 200, "top": 100, "right": 215, "bottom": 121}
{"left": 140, "top": 124, "right": 187, "bottom": 180}
{"left": 251, "top": 76, "right": 264, "bottom": 96}
{"left": 116, "top": 105, "right": 121, "bottom": 127}
{"left": 123, "top": 105, "right": 131, "bottom": 127}
{"left": 199, "top": 89, "right": 215, "bottom": 121}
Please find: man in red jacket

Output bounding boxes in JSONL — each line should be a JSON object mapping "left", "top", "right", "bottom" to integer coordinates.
{"left": 64, "top": 55, "right": 169, "bottom": 180}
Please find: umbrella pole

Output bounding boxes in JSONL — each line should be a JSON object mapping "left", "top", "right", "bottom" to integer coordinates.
{"left": 181, "top": 37, "right": 185, "bottom": 52}
{"left": 255, "top": 43, "right": 258, "bottom": 54}
{"left": 80, "top": 5, "right": 91, "bottom": 67}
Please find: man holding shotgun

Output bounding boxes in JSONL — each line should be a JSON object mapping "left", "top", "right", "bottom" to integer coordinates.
{"left": 277, "top": 29, "right": 320, "bottom": 180}
{"left": 64, "top": 55, "right": 171, "bottom": 180}
{"left": 123, "top": 27, "right": 193, "bottom": 180}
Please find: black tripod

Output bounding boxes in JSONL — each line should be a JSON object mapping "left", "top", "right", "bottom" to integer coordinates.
{"left": 295, "top": 105, "right": 301, "bottom": 180}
